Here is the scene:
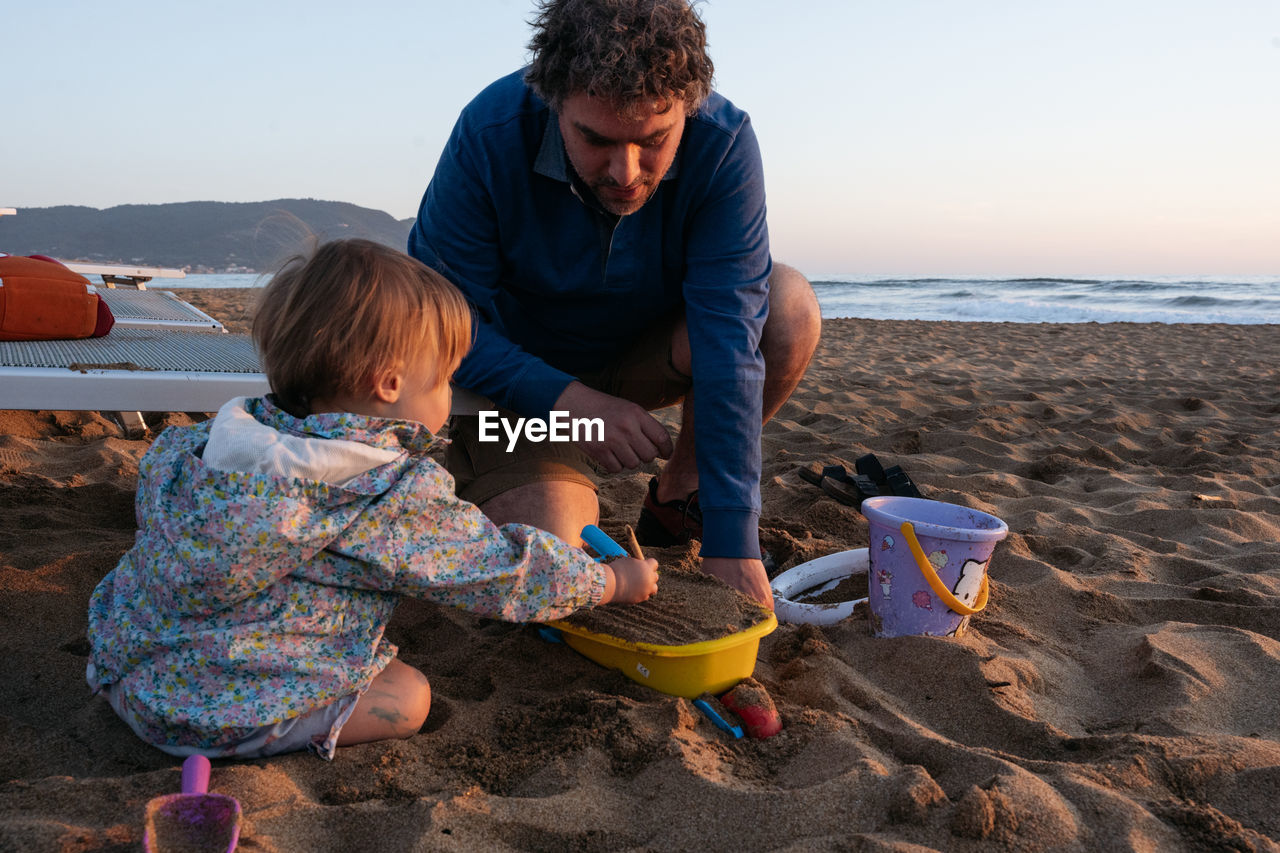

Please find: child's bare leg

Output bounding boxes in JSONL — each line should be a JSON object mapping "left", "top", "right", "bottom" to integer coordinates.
{"left": 337, "top": 658, "right": 431, "bottom": 745}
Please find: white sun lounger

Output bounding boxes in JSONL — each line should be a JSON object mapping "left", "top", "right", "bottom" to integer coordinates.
{"left": 0, "top": 243, "right": 490, "bottom": 424}
{"left": 62, "top": 261, "right": 186, "bottom": 290}
{"left": 96, "top": 288, "right": 226, "bottom": 332}
{"left": 0, "top": 327, "right": 490, "bottom": 425}
{"left": 0, "top": 329, "right": 269, "bottom": 414}
{"left": 0, "top": 280, "right": 261, "bottom": 431}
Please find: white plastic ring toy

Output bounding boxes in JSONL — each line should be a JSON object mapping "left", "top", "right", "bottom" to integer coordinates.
{"left": 771, "top": 549, "right": 870, "bottom": 625}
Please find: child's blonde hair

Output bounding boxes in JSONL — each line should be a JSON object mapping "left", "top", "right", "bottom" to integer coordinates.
{"left": 253, "top": 239, "right": 472, "bottom": 415}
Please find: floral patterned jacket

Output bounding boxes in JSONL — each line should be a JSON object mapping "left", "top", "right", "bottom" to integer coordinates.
{"left": 87, "top": 397, "right": 605, "bottom": 750}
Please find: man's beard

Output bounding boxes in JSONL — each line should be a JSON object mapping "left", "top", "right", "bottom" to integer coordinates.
{"left": 589, "top": 177, "right": 658, "bottom": 216}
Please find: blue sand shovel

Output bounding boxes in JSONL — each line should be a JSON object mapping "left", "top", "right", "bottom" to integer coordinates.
{"left": 581, "top": 524, "right": 630, "bottom": 560}
{"left": 144, "top": 754, "right": 241, "bottom": 853}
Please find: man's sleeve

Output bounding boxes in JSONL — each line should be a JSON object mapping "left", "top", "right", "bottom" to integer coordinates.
{"left": 682, "top": 116, "right": 771, "bottom": 560}
{"left": 408, "top": 116, "right": 576, "bottom": 417}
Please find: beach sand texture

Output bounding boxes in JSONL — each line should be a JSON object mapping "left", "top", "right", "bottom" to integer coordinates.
{"left": 2, "top": 292, "right": 1279, "bottom": 852}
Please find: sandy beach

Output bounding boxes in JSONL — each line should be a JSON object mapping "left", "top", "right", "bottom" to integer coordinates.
{"left": 2, "top": 290, "right": 1279, "bottom": 852}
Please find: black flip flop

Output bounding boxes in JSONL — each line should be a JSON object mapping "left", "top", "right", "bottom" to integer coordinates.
{"left": 884, "top": 466, "right": 924, "bottom": 498}
{"left": 798, "top": 463, "right": 851, "bottom": 487}
{"left": 855, "top": 453, "right": 886, "bottom": 484}
{"left": 820, "top": 472, "right": 881, "bottom": 508}
{"left": 856, "top": 453, "right": 925, "bottom": 499}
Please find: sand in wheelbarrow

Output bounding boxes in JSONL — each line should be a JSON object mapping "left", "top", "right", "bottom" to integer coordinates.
{"left": 559, "top": 541, "right": 772, "bottom": 645}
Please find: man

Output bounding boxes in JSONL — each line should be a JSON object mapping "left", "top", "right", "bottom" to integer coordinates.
{"left": 409, "top": 0, "right": 821, "bottom": 607}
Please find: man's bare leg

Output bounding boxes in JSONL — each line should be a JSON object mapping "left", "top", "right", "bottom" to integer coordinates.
{"left": 760, "top": 263, "right": 824, "bottom": 420}
{"left": 654, "top": 262, "right": 821, "bottom": 503}
{"left": 478, "top": 479, "right": 599, "bottom": 546}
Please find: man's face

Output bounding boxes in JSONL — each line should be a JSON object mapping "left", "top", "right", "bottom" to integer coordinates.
{"left": 558, "top": 92, "right": 685, "bottom": 216}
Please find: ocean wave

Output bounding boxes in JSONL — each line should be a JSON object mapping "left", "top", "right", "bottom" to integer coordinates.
{"left": 1166, "top": 294, "right": 1235, "bottom": 307}
{"left": 1162, "top": 294, "right": 1280, "bottom": 310}
{"left": 797, "top": 273, "right": 1280, "bottom": 322}
{"left": 816, "top": 277, "right": 1116, "bottom": 287}
{"left": 810, "top": 278, "right": 950, "bottom": 289}
{"left": 1001, "top": 277, "right": 1107, "bottom": 286}
{"left": 1087, "top": 280, "right": 1166, "bottom": 292}
{"left": 815, "top": 292, "right": 1280, "bottom": 324}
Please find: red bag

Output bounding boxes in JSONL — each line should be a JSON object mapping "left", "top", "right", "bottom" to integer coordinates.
{"left": 0, "top": 255, "right": 115, "bottom": 341}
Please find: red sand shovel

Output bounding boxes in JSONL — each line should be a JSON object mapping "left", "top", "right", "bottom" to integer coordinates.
{"left": 143, "top": 754, "right": 241, "bottom": 853}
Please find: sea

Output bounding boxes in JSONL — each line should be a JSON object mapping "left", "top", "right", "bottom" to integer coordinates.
{"left": 166, "top": 273, "right": 1280, "bottom": 325}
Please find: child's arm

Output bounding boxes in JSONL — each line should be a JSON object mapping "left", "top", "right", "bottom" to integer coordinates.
{"left": 599, "top": 556, "right": 659, "bottom": 605}
{"left": 303, "top": 461, "right": 630, "bottom": 622}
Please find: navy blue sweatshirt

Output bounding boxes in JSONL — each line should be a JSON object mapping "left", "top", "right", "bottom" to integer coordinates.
{"left": 409, "top": 70, "right": 771, "bottom": 559}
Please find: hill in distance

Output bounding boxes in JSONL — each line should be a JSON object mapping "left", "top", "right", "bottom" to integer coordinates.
{"left": 0, "top": 199, "right": 416, "bottom": 273}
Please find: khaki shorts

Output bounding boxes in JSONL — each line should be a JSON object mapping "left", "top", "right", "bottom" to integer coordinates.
{"left": 447, "top": 314, "right": 691, "bottom": 506}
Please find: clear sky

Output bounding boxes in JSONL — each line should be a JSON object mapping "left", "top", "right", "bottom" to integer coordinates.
{"left": 4, "top": 1, "right": 1277, "bottom": 276}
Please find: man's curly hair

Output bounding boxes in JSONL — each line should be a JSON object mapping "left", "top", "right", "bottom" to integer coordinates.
{"left": 524, "top": 0, "right": 715, "bottom": 118}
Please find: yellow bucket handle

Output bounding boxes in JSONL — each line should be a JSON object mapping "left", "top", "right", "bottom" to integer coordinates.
{"left": 900, "top": 522, "right": 988, "bottom": 616}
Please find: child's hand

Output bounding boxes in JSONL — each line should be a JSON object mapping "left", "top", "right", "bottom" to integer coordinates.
{"left": 602, "top": 556, "right": 659, "bottom": 604}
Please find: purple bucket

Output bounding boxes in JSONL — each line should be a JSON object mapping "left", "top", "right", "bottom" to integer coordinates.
{"left": 861, "top": 496, "right": 1008, "bottom": 638}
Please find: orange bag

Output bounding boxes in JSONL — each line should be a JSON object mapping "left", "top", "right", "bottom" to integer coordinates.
{"left": 0, "top": 255, "right": 115, "bottom": 341}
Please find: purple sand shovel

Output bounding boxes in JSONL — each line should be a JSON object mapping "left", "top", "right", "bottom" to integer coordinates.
{"left": 143, "top": 755, "right": 241, "bottom": 853}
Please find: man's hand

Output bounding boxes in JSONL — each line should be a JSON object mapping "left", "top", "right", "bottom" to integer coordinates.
{"left": 555, "top": 381, "right": 674, "bottom": 473}
{"left": 702, "top": 557, "right": 774, "bottom": 610}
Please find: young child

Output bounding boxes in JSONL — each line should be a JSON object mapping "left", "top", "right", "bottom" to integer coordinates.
{"left": 86, "top": 239, "right": 658, "bottom": 760}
